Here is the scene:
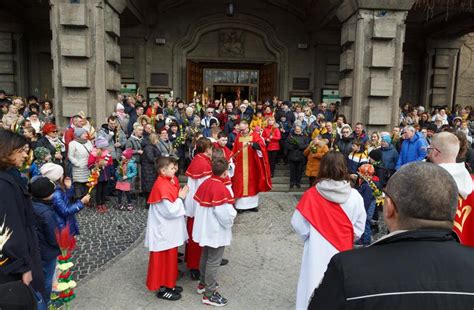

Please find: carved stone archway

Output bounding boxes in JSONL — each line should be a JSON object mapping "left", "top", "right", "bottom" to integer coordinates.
{"left": 172, "top": 13, "right": 289, "bottom": 101}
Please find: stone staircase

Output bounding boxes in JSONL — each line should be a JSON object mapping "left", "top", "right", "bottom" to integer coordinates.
{"left": 179, "top": 163, "right": 309, "bottom": 193}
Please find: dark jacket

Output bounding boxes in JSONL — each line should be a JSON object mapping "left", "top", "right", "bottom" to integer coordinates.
{"left": 335, "top": 135, "right": 354, "bottom": 158}
{"left": 0, "top": 169, "right": 44, "bottom": 295}
{"left": 35, "top": 136, "right": 66, "bottom": 165}
{"left": 285, "top": 134, "right": 309, "bottom": 162}
{"left": 32, "top": 199, "right": 61, "bottom": 261}
{"left": 309, "top": 229, "right": 474, "bottom": 310}
{"left": 141, "top": 140, "right": 161, "bottom": 193}
{"left": 51, "top": 185, "right": 84, "bottom": 236}
{"left": 381, "top": 145, "right": 399, "bottom": 171}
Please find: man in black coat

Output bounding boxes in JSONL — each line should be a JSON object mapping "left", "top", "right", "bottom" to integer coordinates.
{"left": 309, "top": 162, "right": 474, "bottom": 309}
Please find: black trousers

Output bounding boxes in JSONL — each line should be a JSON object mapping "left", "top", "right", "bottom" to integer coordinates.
{"left": 117, "top": 190, "right": 132, "bottom": 204}
{"left": 289, "top": 160, "right": 304, "bottom": 185}
{"left": 309, "top": 176, "right": 317, "bottom": 187}
{"left": 95, "top": 181, "right": 107, "bottom": 205}
{"left": 268, "top": 150, "right": 279, "bottom": 176}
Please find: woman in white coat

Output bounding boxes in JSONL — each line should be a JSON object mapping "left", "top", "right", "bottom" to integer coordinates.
{"left": 67, "top": 128, "right": 93, "bottom": 199}
{"left": 291, "top": 151, "right": 366, "bottom": 309}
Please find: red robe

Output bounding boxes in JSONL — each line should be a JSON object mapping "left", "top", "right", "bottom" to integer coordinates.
{"left": 184, "top": 153, "right": 212, "bottom": 270}
{"left": 231, "top": 131, "right": 272, "bottom": 199}
{"left": 213, "top": 142, "right": 233, "bottom": 161}
{"left": 146, "top": 175, "right": 180, "bottom": 290}
{"left": 453, "top": 176, "right": 474, "bottom": 247}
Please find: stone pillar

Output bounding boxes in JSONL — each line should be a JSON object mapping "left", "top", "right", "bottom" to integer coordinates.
{"left": 421, "top": 37, "right": 466, "bottom": 109}
{"left": 336, "top": 0, "right": 414, "bottom": 129}
{"left": 49, "top": 0, "right": 125, "bottom": 126}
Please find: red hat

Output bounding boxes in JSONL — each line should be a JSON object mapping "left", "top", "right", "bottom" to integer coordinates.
{"left": 122, "top": 148, "right": 134, "bottom": 160}
{"left": 42, "top": 123, "right": 57, "bottom": 135}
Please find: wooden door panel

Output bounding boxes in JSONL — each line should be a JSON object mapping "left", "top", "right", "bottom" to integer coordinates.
{"left": 259, "top": 62, "right": 276, "bottom": 101}
{"left": 187, "top": 60, "right": 203, "bottom": 102}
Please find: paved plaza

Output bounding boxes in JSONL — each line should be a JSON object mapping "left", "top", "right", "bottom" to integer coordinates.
{"left": 73, "top": 193, "right": 303, "bottom": 309}
{"left": 71, "top": 192, "right": 387, "bottom": 309}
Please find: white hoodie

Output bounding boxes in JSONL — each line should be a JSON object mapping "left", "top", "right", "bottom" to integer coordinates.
{"left": 439, "top": 163, "right": 473, "bottom": 199}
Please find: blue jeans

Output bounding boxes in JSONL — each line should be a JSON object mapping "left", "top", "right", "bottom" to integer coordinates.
{"left": 360, "top": 201, "right": 376, "bottom": 245}
{"left": 41, "top": 258, "right": 57, "bottom": 305}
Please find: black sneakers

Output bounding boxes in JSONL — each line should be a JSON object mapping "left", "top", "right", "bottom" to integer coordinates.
{"left": 156, "top": 287, "right": 182, "bottom": 301}
{"left": 202, "top": 291, "right": 228, "bottom": 307}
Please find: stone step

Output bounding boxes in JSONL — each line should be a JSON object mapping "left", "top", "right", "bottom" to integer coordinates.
{"left": 271, "top": 176, "right": 309, "bottom": 184}
{"left": 270, "top": 183, "right": 309, "bottom": 192}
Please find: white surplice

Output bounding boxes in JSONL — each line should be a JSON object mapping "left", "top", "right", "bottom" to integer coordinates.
{"left": 193, "top": 202, "right": 237, "bottom": 248}
{"left": 144, "top": 199, "right": 188, "bottom": 252}
{"left": 184, "top": 175, "right": 211, "bottom": 218}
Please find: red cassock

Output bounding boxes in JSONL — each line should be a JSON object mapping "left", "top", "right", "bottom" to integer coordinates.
{"left": 453, "top": 175, "right": 474, "bottom": 247}
{"left": 146, "top": 176, "right": 179, "bottom": 290}
{"left": 213, "top": 142, "right": 233, "bottom": 161}
{"left": 184, "top": 153, "right": 212, "bottom": 270}
{"left": 231, "top": 131, "right": 272, "bottom": 199}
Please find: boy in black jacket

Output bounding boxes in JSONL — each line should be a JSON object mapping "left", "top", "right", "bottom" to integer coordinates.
{"left": 30, "top": 176, "right": 61, "bottom": 305}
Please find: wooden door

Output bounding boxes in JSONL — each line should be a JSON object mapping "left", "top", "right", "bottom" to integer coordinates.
{"left": 259, "top": 62, "right": 277, "bottom": 101}
{"left": 187, "top": 60, "right": 203, "bottom": 102}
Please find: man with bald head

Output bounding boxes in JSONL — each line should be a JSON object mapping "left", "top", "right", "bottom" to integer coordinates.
{"left": 428, "top": 131, "right": 474, "bottom": 246}
{"left": 308, "top": 162, "right": 474, "bottom": 309}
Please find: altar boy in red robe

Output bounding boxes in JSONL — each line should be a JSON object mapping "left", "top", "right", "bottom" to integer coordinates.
{"left": 184, "top": 137, "right": 213, "bottom": 279}
{"left": 145, "top": 157, "right": 189, "bottom": 301}
{"left": 193, "top": 158, "right": 237, "bottom": 306}
{"left": 232, "top": 119, "right": 272, "bottom": 212}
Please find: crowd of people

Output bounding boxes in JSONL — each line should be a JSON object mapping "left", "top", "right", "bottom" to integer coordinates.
{"left": 0, "top": 86, "right": 474, "bottom": 308}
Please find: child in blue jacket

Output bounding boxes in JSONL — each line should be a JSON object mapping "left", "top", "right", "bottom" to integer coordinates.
{"left": 30, "top": 176, "right": 61, "bottom": 305}
{"left": 115, "top": 148, "right": 138, "bottom": 211}
{"left": 39, "top": 163, "right": 90, "bottom": 236}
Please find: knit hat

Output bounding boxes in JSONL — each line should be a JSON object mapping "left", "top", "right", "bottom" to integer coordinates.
{"left": 74, "top": 127, "right": 88, "bottom": 138}
{"left": 42, "top": 123, "right": 57, "bottom": 135}
{"left": 40, "top": 163, "right": 64, "bottom": 182}
{"left": 381, "top": 135, "right": 392, "bottom": 145}
{"left": 122, "top": 148, "right": 134, "bottom": 160}
{"left": 95, "top": 137, "right": 108, "bottom": 149}
{"left": 34, "top": 147, "right": 51, "bottom": 162}
{"left": 30, "top": 176, "right": 56, "bottom": 199}
{"left": 116, "top": 102, "right": 125, "bottom": 111}
{"left": 358, "top": 164, "right": 375, "bottom": 177}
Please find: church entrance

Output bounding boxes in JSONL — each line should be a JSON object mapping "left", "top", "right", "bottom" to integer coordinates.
{"left": 186, "top": 60, "right": 276, "bottom": 102}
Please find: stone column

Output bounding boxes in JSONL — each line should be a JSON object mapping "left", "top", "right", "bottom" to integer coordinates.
{"left": 49, "top": 0, "right": 125, "bottom": 126}
{"left": 336, "top": 0, "right": 414, "bottom": 130}
{"left": 421, "top": 37, "right": 466, "bottom": 108}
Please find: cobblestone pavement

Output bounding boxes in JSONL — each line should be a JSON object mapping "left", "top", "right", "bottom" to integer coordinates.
{"left": 72, "top": 197, "right": 148, "bottom": 281}
{"left": 73, "top": 192, "right": 387, "bottom": 309}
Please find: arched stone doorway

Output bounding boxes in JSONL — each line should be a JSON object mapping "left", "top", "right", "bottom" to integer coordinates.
{"left": 172, "top": 13, "right": 289, "bottom": 102}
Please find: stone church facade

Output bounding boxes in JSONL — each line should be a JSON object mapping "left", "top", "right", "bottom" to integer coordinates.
{"left": 0, "top": 0, "right": 473, "bottom": 129}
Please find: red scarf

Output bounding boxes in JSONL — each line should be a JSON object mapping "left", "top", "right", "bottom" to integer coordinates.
{"left": 147, "top": 175, "right": 178, "bottom": 204}
{"left": 194, "top": 176, "right": 234, "bottom": 207}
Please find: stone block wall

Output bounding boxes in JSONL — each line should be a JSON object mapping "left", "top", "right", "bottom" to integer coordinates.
{"left": 50, "top": 0, "right": 125, "bottom": 125}
{"left": 337, "top": 8, "right": 409, "bottom": 129}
